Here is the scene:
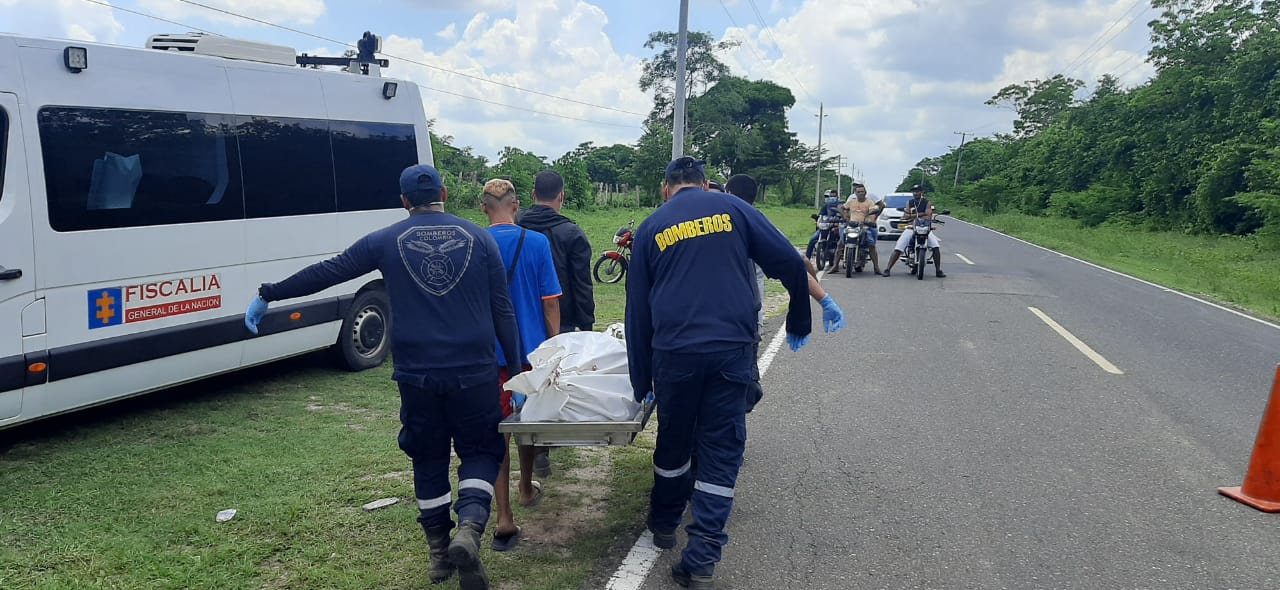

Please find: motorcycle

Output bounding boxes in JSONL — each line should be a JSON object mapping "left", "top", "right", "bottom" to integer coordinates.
{"left": 901, "top": 212, "right": 949, "bottom": 280}
{"left": 843, "top": 221, "right": 876, "bottom": 278}
{"left": 593, "top": 220, "right": 634, "bottom": 284}
{"left": 813, "top": 214, "right": 842, "bottom": 272}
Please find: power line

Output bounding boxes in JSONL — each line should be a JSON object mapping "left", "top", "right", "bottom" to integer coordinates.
{"left": 968, "top": 1, "right": 1152, "bottom": 137}
{"left": 168, "top": 0, "right": 649, "bottom": 118}
{"left": 418, "top": 85, "right": 640, "bottom": 129}
{"left": 79, "top": 0, "right": 642, "bottom": 129}
{"left": 1114, "top": 58, "right": 1150, "bottom": 83}
{"left": 718, "top": 0, "right": 770, "bottom": 77}
{"left": 82, "top": 0, "right": 215, "bottom": 34}
{"left": 743, "top": 0, "right": 816, "bottom": 105}
{"left": 1061, "top": 0, "right": 1150, "bottom": 79}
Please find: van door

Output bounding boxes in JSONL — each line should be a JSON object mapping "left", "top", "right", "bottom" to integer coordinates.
{"left": 0, "top": 93, "right": 36, "bottom": 422}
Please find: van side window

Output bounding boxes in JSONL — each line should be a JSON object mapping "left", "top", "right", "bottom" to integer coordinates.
{"left": 332, "top": 121, "right": 417, "bottom": 212}
{"left": 39, "top": 107, "right": 244, "bottom": 232}
{"left": 39, "top": 107, "right": 419, "bottom": 231}
{"left": 237, "top": 116, "right": 336, "bottom": 219}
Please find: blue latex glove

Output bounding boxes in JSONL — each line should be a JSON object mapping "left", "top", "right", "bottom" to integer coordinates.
{"left": 820, "top": 294, "right": 845, "bottom": 333}
{"left": 787, "top": 333, "right": 809, "bottom": 352}
{"left": 245, "top": 296, "right": 269, "bottom": 334}
{"left": 511, "top": 392, "right": 528, "bottom": 412}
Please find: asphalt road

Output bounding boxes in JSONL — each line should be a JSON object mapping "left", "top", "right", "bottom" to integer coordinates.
{"left": 639, "top": 217, "right": 1280, "bottom": 590}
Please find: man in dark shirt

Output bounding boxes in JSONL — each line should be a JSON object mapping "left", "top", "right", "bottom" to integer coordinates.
{"left": 626, "top": 157, "right": 818, "bottom": 589}
{"left": 516, "top": 171, "right": 595, "bottom": 334}
{"left": 882, "top": 184, "right": 945, "bottom": 277}
{"left": 515, "top": 170, "right": 595, "bottom": 477}
{"left": 805, "top": 189, "right": 842, "bottom": 260}
{"left": 244, "top": 164, "right": 519, "bottom": 590}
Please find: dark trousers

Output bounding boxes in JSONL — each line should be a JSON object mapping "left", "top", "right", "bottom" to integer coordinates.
{"left": 397, "top": 366, "right": 506, "bottom": 532}
{"left": 649, "top": 345, "right": 754, "bottom": 577}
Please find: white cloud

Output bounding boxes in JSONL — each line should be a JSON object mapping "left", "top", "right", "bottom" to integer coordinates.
{"left": 708, "top": 0, "right": 1158, "bottom": 192}
{"left": 436, "top": 23, "right": 457, "bottom": 41}
{"left": 135, "top": 0, "right": 326, "bottom": 27}
{"left": 0, "top": 0, "right": 125, "bottom": 43}
{"left": 381, "top": 0, "right": 649, "bottom": 166}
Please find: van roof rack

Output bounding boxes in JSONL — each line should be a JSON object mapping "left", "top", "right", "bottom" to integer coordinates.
{"left": 296, "top": 32, "right": 388, "bottom": 76}
{"left": 147, "top": 30, "right": 388, "bottom": 76}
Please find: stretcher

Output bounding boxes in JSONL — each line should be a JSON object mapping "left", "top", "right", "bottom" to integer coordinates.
{"left": 498, "top": 397, "right": 655, "bottom": 447}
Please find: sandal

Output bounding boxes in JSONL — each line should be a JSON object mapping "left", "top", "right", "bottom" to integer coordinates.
{"left": 518, "top": 480, "right": 544, "bottom": 508}
{"left": 492, "top": 527, "right": 521, "bottom": 552}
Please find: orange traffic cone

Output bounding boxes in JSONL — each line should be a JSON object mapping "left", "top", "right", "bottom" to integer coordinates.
{"left": 1219, "top": 365, "right": 1280, "bottom": 512}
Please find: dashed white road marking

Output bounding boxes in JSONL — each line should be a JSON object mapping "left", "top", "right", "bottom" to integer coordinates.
{"left": 945, "top": 216, "right": 1280, "bottom": 332}
{"left": 1028, "top": 306, "right": 1125, "bottom": 375}
{"left": 954, "top": 253, "right": 975, "bottom": 265}
{"left": 606, "top": 268, "right": 826, "bottom": 590}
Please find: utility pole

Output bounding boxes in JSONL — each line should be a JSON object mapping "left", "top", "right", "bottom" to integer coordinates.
{"left": 814, "top": 103, "right": 826, "bottom": 208}
{"left": 835, "top": 155, "right": 847, "bottom": 198}
{"left": 953, "top": 131, "right": 969, "bottom": 188}
{"left": 671, "top": 0, "right": 691, "bottom": 160}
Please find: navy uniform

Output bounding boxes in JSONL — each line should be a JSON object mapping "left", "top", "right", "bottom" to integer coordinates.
{"left": 626, "top": 158, "right": 812, "bottom": 586}
{"left": 245, "top": 165, "right": 520, "bottom": 590}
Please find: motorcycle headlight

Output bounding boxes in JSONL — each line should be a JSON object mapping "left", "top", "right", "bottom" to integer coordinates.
{"left": 915, "top": 226, "right": 930, "bottom": 234}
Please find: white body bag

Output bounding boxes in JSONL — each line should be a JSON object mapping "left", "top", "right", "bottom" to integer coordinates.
{"left": 503, "top": 331, "right": 640, "bottom": 422}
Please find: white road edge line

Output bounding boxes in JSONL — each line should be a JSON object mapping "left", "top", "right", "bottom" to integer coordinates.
{"left": 1027, "top": 306, "right": 1124, "bottom": 375}
{"left": 605, "top": 268, "right": 825, "bottom": 590}
{"left": 944, "top": 216, "right": 1280, "bottom": 332}
{"left": 954, "top": 253, "right": 975, "bottom": 265}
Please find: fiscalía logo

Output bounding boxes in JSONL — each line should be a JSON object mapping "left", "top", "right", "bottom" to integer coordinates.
{"left": 398, "top": 225, "right": 474, "bottom": 296}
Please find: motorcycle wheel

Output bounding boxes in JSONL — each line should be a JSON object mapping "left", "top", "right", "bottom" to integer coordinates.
{"left": 593, "top": 255, "right": 627, "bottom": 284}
{"left": 916, "top": 248, "right": 926, "bottom": 280}
{"left": 845, "top": 256, "right": 853, "bottom": 278}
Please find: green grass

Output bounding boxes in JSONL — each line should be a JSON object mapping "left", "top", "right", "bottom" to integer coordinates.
{"left": 0, "top": 356, "right": 651, "bottom": 590}
{"left": 0, "top": 202, "right": 818, "bottom": 590}
{"left": 952, "top": 207, "right": 1280, "bottom": 320}
{"left": 456, "top": 203, "right": 816, "bottom": 327}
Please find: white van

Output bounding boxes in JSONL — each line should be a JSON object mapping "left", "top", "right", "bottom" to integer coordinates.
{"left": 0, "top": 32, "right": 432, "bottom": 429}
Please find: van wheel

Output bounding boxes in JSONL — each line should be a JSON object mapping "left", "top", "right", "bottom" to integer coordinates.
{"left": 336, "top": 288, "right": 390, "bottom": 371}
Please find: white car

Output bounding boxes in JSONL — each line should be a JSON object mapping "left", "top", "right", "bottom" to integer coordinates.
{"left": 876, "top": 193, "right": 916, "bottom": 239}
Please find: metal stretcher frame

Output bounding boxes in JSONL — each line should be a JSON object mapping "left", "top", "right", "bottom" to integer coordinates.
{"left": 498, "top": 398, "right": 655, "bottom": 447}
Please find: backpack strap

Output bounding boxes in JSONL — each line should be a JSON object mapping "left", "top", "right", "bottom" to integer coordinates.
{"left": 507, "top": 228, "right": 527, "bottom": 284}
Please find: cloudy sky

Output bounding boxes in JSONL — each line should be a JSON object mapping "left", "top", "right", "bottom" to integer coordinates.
{"left": 0, "top": 0, "right": 1157, "bottom": 193}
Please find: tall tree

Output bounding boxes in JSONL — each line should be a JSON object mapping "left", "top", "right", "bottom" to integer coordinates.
{"left": 639, "top": 31, "right": 740, "bottom": 125}
{"left": 686, "top": 76, "right": 797, "bottom": 195}
{"left": 625, "top": 123, "right": 676, "bottom": 205}
{"left": 984, "top": 74, "right": 1085, "bottom": 138}
{"left": 493, "top": 147, "right": 549, "bottom": 206}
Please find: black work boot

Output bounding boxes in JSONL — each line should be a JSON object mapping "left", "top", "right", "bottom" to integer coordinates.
{"left": 671, "top": 562, "right": 715, "bottom": 589}
{"left": 649, "top": 525, "right": 677, "bottom": 550}
{"left": 447, "top": 521, "right": 490, "bottom": 590}
{"left": 423, "top": 525, "right": 455, "bottom": 584}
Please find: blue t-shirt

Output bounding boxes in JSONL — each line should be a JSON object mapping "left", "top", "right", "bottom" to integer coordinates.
{"left": 489, "top": 224, "right": 562, "bottom": 366}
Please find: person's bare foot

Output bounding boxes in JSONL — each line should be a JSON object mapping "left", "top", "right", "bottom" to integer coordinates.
{"left": 518, "top": 480, "right": 544, "bottom": 507}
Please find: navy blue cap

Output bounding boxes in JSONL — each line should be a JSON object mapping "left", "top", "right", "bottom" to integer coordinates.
{"left": 665, "top": 156, "right": 706, "bottom": 177}
{"left": 399, "top": 164, "right": 445, "bottom": 195}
